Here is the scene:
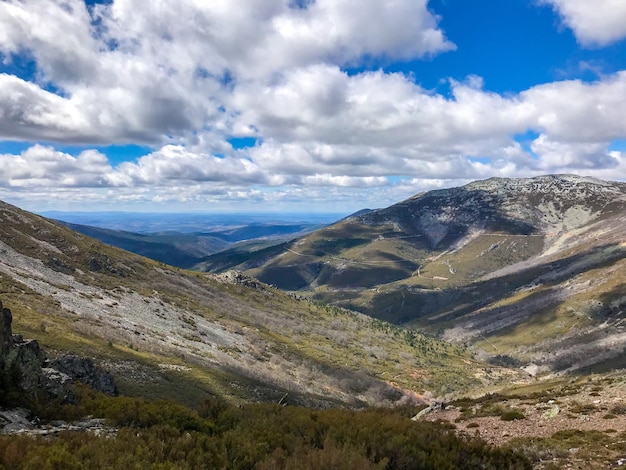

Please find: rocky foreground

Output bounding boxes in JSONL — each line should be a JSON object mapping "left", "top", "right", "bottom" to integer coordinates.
{"left": 0, "top": 299, "right": 117, "bottom": 435}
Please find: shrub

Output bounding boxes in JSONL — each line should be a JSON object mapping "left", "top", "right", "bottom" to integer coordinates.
{"left": 500, "top": 409, "right": 525, "bottom": 421}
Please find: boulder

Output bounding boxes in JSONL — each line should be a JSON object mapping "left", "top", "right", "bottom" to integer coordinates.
{"left": 1, "top": 299, "right": 116, "bottom": 403}
{"left": 50, "top": 355, "right": 118, "bottom": 396}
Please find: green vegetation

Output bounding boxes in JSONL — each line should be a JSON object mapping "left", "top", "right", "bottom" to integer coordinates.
{"left": 508, "top": 429, "right": 626, "bottom": 469}
{"left": 0, "top": 386, "right": 531, "bottom": 470}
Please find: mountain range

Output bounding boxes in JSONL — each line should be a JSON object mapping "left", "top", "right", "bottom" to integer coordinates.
{"left": 3, "top": 174, "right": 626, "bottom": 405}
{"left": 0, "top": 198, "right": 518, "bottom": 410}
{"left": 198, "top": 175, "right": 626, "bottom": 377}
{"left": 55, "top": 217, "right": 329, "bottom": 269}
{"left": 4, "top": 174, "right": 626, "bottom": 467}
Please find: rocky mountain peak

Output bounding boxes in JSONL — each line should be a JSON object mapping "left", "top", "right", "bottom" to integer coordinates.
{"left": 357, "top": 175, "right": 626, "bottom": 245}
{"left": 464, "top": 174, "right": 624, "bottom": 197}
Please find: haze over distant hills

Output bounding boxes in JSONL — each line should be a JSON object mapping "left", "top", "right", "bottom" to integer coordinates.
{"left": 39, "top": 212, "right": 344, "bottom": 234}
{"left": 40, "top": 212, "right": 343, "bottom": 269}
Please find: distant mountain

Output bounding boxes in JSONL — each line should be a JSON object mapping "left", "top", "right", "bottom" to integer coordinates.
{"left": 0, "top": 200, "right": 512, "bottom": 408}
{"left": 58, "top": 219, "right": 331, "bottom": 269}
{"left": 60, "top": 222, "right": 230, "bottom": 268}
{"left": 210, "top": 175, "right": 626, "bottom": 377}
{"left": 40, "top": 211, "right": 342, "bottom": 233}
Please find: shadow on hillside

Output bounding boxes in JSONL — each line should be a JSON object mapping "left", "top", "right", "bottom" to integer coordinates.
{"left": 367, "top": 242, "right": 626, "bottom": 325}
{"left": 359, "top": 187, "right": 537, "bottom": 251}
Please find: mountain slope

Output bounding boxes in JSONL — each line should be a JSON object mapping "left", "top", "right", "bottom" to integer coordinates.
{"left": 0, "top": 200, "right": 516, "bottom": 408}
{"left": 212, "top": 175, "right": 626, "bottom": 376}
{"left": 61, "top": 220, "right": 328, "bottom": 269}
{"left": 60, "top": 222, "right": 230, "bottom": 268}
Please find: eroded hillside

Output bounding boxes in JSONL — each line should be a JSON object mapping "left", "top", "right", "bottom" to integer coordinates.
{"left": 0, "top": 200, "right": 518, "bottom": 407}
{"left": 204, "top": 175, "right": 626, "bottom": 376}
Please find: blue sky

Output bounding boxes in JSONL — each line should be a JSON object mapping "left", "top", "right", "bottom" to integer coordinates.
{"left": 0, "top": 0, "right": 625, "bottom": 213}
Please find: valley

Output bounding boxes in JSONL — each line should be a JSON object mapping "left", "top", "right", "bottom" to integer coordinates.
{"left": 199, "top": 175, "right": 626, "bottom": 378}
{"left": 2, "top": 175, "right": 626, "bottom": 468}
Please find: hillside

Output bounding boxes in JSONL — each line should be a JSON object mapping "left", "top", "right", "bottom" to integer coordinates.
{"left": 60, "top": 219, "right": 327, "bottom": 269}
{"left": 60, "top": 222, "right": 230, "bottom": 268}
{"left": 0, "top": 200, "right": 519, "bottom": 409}
{"left": 203, "top": 175, "right": 626, "bottom": 377}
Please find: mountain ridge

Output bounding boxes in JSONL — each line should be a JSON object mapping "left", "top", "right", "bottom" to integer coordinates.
{"left": 201, "top": 175, "right": 626, "bottom": 377}
{"left": 0, "top": 199, "right": 516, "bottom": 408}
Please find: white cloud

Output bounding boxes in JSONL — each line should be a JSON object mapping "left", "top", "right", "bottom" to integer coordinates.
{"left": 238, "top": 68, "right": 626, "bottom": 180}
{"left": 118, "top": 145, "right": 275, "bottom": 185}
{"left": 0, "top": 74, "right": 89, "bottom": 142}
{"left": 0, "top": 0, "right": 626, "bottom": 212}
{"left": 302, "top": 174, "right": 388, "bottom": 187}
{"left": 523, "top": 72, "right": 626, "bottom": 142}
{"left": 233, "top": 66, "right": 532, "bottom": 153}
{"left": 0, "top": 145, "right": 115, "bottom": 188}
{"left": 530, "top": 134, "right": 619, "bottom": 170}
{"left": 0, "top": 0, "right": 452, "bottom": 146}
{"left": 542, "top": 0, "right": 626, "bottom": 46}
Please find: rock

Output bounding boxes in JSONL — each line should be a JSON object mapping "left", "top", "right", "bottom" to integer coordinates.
{"left": 40, "top": 367, "right": 75, "bottom": 403}
{"left": 218, "top": 270, "right": 266, "bottom": 290}
{"left": 9, "top": 337, "right": 46, "bottom": 392}
{"left": 50, "top": 355, "right": 118, "bottom": 396}
{"left": 1, "top": 300, "right": 12, "bottom": 358}
{"left": 1, "top": 299, "right": 117, "bottom": 403}
{"left": 0, "top": 409, "right": 116, "bottom": 437}
{"left": 411, "top": 402, "right": 446, "bottom": 421}
{"left": 543, "top": 405, "right": 560, "bottom": 419}
{"left": 0, "top": 408, "right": 34, "bottom": 435}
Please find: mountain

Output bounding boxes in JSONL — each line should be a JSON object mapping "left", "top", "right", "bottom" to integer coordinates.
{"left": 58, "top": 220, "right": 329, "bottom": 269}
{"left": 204, "top": 175, "right": 626, "bottom": 376}
{"left": 59, "top": 222, "right": 230, "bottom": 268}
{"left": 0, "top": 200, "right": 518, "bottom": 409}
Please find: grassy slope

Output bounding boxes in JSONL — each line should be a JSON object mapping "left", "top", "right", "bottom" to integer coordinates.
{"left": 0, "top": 200, "right": 519, "bottom": 408}
{"left": 207, "top": 177, "right": 626, "bottom": 376}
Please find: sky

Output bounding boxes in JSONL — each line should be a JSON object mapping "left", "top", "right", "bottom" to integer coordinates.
{"left": 0, "top": 0, "right": 626, "bottom": 214}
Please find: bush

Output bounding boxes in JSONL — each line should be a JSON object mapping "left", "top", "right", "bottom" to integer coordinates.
{"left": 0, "top": 394, "right": 532, "bottom": 470}
{"left": 500, "top": 409, "right": 525, "bottom": 421}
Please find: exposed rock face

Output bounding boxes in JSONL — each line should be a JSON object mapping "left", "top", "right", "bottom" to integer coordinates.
{"left": 0, "top": 300, "right": 117, "bottom": 404}
{"left": 217, "top": 270, "right": 267, "bottom": 290}
{"left": 0, "top": 300, "right": 73, "bottom": 403}
{"left": 1, "top": 300, "right": 12, "bottom": 359}
{"left": 0, "top": 407, "right": 115, "bottom": 436}
{"left": 50, "top": 355, "right": 118, "bottom": 396}
{"left": 9, "top": 334, "right": 47, "bottom": 393}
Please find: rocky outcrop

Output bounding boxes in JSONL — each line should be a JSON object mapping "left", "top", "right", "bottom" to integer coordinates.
{"left": 0, "top": 300, "right": 117, "bottom": 405}
{"left": 217, "top": 270, "right": 268, "bottom": 290}
{"left": 0, "top": 407, "right": 115, "bottom": 436}
{"left": 1, "top": 299, "right": 73, "bottom": 403}
{"left": 50, "top": 355, "right": 118, "bottom": 396}
{"left": 1, "top": 300, "right": 12, "bottom": 359}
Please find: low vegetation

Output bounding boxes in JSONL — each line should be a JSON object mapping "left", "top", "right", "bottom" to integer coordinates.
{"left": 0, "top": 386, "right": 531, "bottom": 470}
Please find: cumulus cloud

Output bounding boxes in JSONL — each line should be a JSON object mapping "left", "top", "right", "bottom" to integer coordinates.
{"left": 237, "top": 69, "right": 626, "bottom": 181}
{"left": 523, "top": 72, "right": 626, "bottom": 141}
{"left": 542, "top": 0, "right": 626, "bottom": 46}
{"left": 118, "top": 145, "right": 276, "bottom": 185}
{"left": 0, "top": 145, "right": 116, "bottom": 188}
{"left": 0, "top": 0, "right": 625, "bottom": 211}
{"left": 0, "top": 0, "right": 452, "bottom": 146}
